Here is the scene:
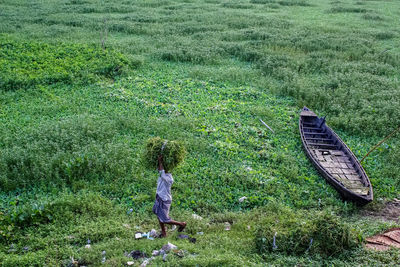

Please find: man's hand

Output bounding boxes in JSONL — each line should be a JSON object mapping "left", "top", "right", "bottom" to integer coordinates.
{"left": 158, "top": 155, "right": 164, "bottom": 171}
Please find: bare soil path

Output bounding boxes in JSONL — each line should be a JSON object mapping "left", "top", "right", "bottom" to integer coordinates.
{"left": 362, "top": 199, "right": 400, "bottom": 223}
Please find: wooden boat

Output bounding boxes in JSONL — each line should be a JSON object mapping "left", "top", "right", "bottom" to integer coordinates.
{"left": 299, "top": 107, "right": 373, "bottom": 205}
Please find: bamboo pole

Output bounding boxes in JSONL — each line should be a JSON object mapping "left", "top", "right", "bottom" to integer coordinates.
{"left": 360, "top": 125, "right": 400, "bottom": 163}
{"left": 259, "top": 119, "right": 274, "bottom": 133}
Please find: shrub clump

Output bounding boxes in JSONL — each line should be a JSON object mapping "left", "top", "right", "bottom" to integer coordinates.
{"left": 255, "top": 209, "right": 359, "bottom": 256}
{"left": 0, "top": 192, "right": 116, "bottom": 243}
{"left": 144, "top": 137, "right": 186, "bottom": 172}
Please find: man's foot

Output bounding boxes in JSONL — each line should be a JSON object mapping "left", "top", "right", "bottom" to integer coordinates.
{"left": 178, "top": 222, "right": 187, "bottom": 232}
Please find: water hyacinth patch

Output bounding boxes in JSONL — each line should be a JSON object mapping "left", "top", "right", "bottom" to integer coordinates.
{"left": 0, "top": 37, "right": 132, "bottom": 91}
{"left": 1, "top": 0, "right": 400, "bottom": 265}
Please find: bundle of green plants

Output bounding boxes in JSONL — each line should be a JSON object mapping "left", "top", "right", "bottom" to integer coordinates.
{"left": 144, "top": 137, "right": 186, "bottom": 172}
{"left": 255, "top": 208, "right": 359, "bottom": 256}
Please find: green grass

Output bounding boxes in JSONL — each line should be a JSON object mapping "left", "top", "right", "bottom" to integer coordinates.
{"left": 0, "top": 37, "right": 133, "bottom": 91}
{"left": 1, "top": 0, "right": 400, "bottom": 265}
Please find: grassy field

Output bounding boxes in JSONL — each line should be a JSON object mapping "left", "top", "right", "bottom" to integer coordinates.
{"left": 1, "top": 0, "right": 400, "bottom": 265}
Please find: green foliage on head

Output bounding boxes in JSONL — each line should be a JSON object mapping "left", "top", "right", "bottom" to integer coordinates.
{"left": 144, "top": 137, "right": 186, "bottom": 172}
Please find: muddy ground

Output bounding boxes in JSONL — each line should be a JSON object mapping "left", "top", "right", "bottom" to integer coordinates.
{"left": 362, "top": 199, "right": 400, "bottom": 223}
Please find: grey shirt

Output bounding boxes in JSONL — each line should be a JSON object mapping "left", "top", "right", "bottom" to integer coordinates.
{"left": 156, "top": 170, "right": 173, "bottom": 201}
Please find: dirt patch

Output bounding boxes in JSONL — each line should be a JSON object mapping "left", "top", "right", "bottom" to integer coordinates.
{"left": 361, "top": 199, "right": 400, "bottom": 223}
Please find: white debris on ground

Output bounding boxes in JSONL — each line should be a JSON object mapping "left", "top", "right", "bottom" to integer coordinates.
{"left": 162, "top": 242, "right": 177, "bottom": 251}
{"left": 163, "top": 253, "right": 168, "bottom": 262}
{"left": 140, "top": 258, "right": 154, "bottom": 267}
{"left": 8, "top": 244, "right": 17, "bottom": 253}
{"left": 150, "top": 229, "right": 157, "bottom": 237}
{"left": 101, "top": 251, "right": 106, "bottom": 263}
{"left": 123, "top": 222, "right": 202, "bottom": 263}
{"left": 192, "top": 214, "right": 203, "bottom": 220}
{"left": 123, "top": 223, "right": 131, "bottom": 229}
{"left": 70, "top": 256, "right": 78, "bottom": 265}
{"left": 135, "top": 233, "right": 142, "bottom": 239}
{"left": 239, "top": 196, "right": 247, "bottom": 202}
{"left": 224, "top": 222, "right": 231, "bottom": 231}
{"left": 124, "top": 242, "right": 180, "bottom": 265}
{"left": 134, "top": 229, "right": 158, "bottom": 240}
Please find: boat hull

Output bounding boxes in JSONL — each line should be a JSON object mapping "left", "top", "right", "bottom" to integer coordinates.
{"left": 299, "top": 107, "right": 373, "bottom": 205}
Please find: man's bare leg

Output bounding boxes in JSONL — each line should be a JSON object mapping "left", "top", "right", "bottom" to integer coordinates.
{"left": 158, "top": 219, "right": 187, "bottom": 237}
{"left": 158, "top": 219, "right": 167, "bottom": 237}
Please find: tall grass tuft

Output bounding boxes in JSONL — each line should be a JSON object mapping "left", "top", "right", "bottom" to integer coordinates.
{"left": 255, "top": 206, "right": 360, "bottom": 256}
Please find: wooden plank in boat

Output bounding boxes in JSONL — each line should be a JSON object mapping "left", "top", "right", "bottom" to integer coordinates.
{"left": 308, "top": 144, "right": 338, "bottom": 150}
{"left": 342, "top": 168, "right": 357, "bottom": 175}
{"left": 300, "top": 110, "right": 318, "bottom": 117}
{"left": 341, "top": 179, "right": 364, "bottom": 186}
{"left": 345, "top": 174, "right": 360, "bottom": 181}
{"left": 349, "top": 188, "right": 370, "bottom": 195}
{"left": 304, "top": 132, "right": 328, "bottom": 136}
{"left": 346, "top": 163, "right": 354, "bottom": 168}
{"left": 337, "top": 157, "right": 351, "bottom": 163}
{"left": 332, "top": 151, "right": 344, "bottom": 156}
{"left": 339, "top": 162, "right": 349, "bottom": 169}
{"left": 303, "top": 127, "right": 323, "bottom": 131}
{"left": 305, "top": 137, "right": 333, "bottom": 142}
